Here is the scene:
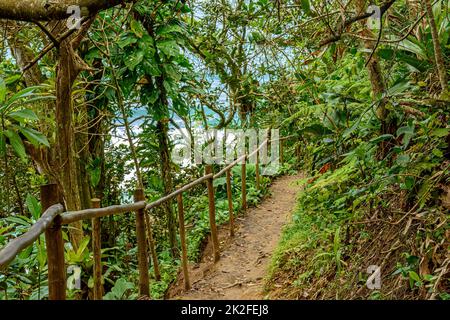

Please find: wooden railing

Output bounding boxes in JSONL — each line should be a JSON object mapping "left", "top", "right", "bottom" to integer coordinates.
{"left": 0, "top": 136, "right": 289, "bottom": 300}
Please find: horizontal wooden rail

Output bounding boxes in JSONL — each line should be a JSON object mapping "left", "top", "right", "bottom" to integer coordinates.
{"left": 145, "top": 174, "right": 213, "bottom": 210}
{"left": 0, "top": 204, "right": 64, "bottom": 270}
{"left": 213, "top": 138, "right": 269, "bottom": 179}
{"left": 61, "top": 201, "right": 147, "bottom": 225}
{"left": 0, "top": 134, "right": 290, "bottom": 299}
{"left": 248, "top": 139, "right": 268, "bottom": 159}
{"left": 213, "top": 155, "right": 247, "bottom": 179}
{"left": 277, "top": 135, "right": 294, "bottom": 141}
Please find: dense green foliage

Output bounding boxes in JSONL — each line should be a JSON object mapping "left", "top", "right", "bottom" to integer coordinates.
{"left": 0, "top": 0, "right": 449, "bottom": 300}
{"left": 266, "top": 2, "right": 449, "bottom": 299}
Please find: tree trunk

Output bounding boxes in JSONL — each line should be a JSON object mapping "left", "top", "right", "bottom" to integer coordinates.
{"left": 137, "top": 14, "right": 178, "bottom": 258}
{"left": 86, "top": 59, "right": 107, "bottom": 199}
{"left": 0, "top": 0, "right": 130, "bottom": 22}
{"left": 76, "top": 104, "right": 93, "bottom": 210}
{"left": 55, "top": 37, "right": 84, "bottom": 248}
{"left": 154, "top": 71, "right": 177, "bottom": 257}
{"left": 156, "top": 118, "right": 177, "bottom": 257}
{"left": 53, "top": 18, "right": 95, "bottom": 248}
{"left": 424, "top": 0, "right": 448, "bottom": 96}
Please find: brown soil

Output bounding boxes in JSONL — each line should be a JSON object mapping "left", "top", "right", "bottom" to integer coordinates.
{"left": 168, "top": 172, "right": 304, "bottom": 300}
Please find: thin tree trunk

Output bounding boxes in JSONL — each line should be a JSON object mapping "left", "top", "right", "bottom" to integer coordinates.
{"left": 76, "top": 108, "right": 93, "bottom": 210}
{"left": 424, "top": 0, "right": 448, "bottom": 96}
{"left": 2, "top": 119, "right": 11, "bottom": 214}
{"left": 11, "top": 171, "right": 25, "bottom": 216}
{"left": 107, "top": 51, "right": 143, "bottom": 188}
{"left": 137, "top": 14, "right": 178, "bottom": 257}
{"left": 156, "top": 118, "right": 177, "bottom": 257}
{"left": 87, "top": 59, "right": 107, "bottom": 199}
{"left": 356, "top": 0, "right": 396, "bottom": 157}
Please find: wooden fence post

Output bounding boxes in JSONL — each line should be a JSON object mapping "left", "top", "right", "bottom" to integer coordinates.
{"left": 226, "top": 169, "right": 235, "bottom": 237}
{"left": 91, "top": 198, "right": 103, "bottom": 300}
{"left": 255, "top": 151, "right": 260, "bottom": 190}
{"left": 176, "top": 193, "right": 190, "bottom": 290}
{"left": 241, "top": 157, "right": 247, "bottom": 213}
{"left": 145, "top": 212, "right": 161, "bottom": 281}
{"left": 205, "top": 165, "right": 220, "bottom": 262}
{"left": 41, "top": 184, "right": 66, "bottom": 300}
{"left": 134, "top": 189, "right": 150, "bottom": 297}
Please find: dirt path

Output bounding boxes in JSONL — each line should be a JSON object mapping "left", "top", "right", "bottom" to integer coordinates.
{"left": 169, "top": 172, "right": 303, "bottom": 300}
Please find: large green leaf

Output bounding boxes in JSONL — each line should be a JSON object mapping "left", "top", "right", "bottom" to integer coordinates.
{"left": 26, "top": 194, "right": 41, "bottom": 220}
{"left": 3, "top": 87, "right": 38, "bottom": 110}
{"left": 157, "top": 40, "right": 179, "bottom": 57}
{"left": 0, "top": 78, "right": 6, "bottom": 104}
{"left": 397, "top": 123, "right": 415, "bottom": 147}
{"left": 0, "top": 133, "right": 5, "bottom": 156}
{"left": 370, "top": 134, "right": 394, "bottom": 144}
{"left": 11, "top": 95, "right": 56, "bottom": 108}
{"left": 104, "top": 278, "right": 134, "bottom": 300}
{"left": 143, "top": 60, "right": 161, "bottom": 77}
{"left": 156, "top": 24, "right": 183, "bottom": 36}
{"left": 302, "top": 123, "right": 334, "bottom": 136}
{"left": 395, "top": 38, "right": 428, "bottom": 60}
{"left": 4, "top": 74, "right": 21, "bottom": 85}
{"left": 88, "top": 158, "right": 102, "bottom": 188}
{"left": 387, "top": 80, "right": 410, "bottom": 96}
{"left": 5, "top": 215, "right": 32, "bottom": 226}
{"left": 4, "top": 129, "right": 27, "bottom": 161}
{"left": 36, "top": 235, "right": 47, "bottom": 269}
{"left": 130, "top": 19, "right": 144, "bottom": 38}
{"left": 117, "top": 32, "right": 138, "bottom": 48}
{"left": 18, "top": 126, "right": 50, "bottom": 147}
{"left": 431, "top": 128, "right": 449, "bottom": 137}
{"left": 396, "top": 154, "right": 411, "bottom": 167}
{"left": 164, "top": 64, "right": 181, "bottom": 81}
{"left": 213, "top": 177, "right": 226, "bottom": 187}
{"left": 378, "top": 48, "right": 429, "bottom": 72}
{"left": 395, "top": 52, "right": 429, "bottom": 72}
{"left": 125, "top": 49, "right": 145, "bottom": 71}
{"left": 76, "top": 236, "right": 91, "bottom": 257}
{"left": 301, "top": 0, "right": 311, "bottom": 15}
{"left": 8, "top": 109, "right": 39, "bottom": 122}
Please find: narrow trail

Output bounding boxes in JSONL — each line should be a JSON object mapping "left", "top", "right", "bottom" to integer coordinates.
{"left": 169, "top": 172, "right": 304, "bottom": 300}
